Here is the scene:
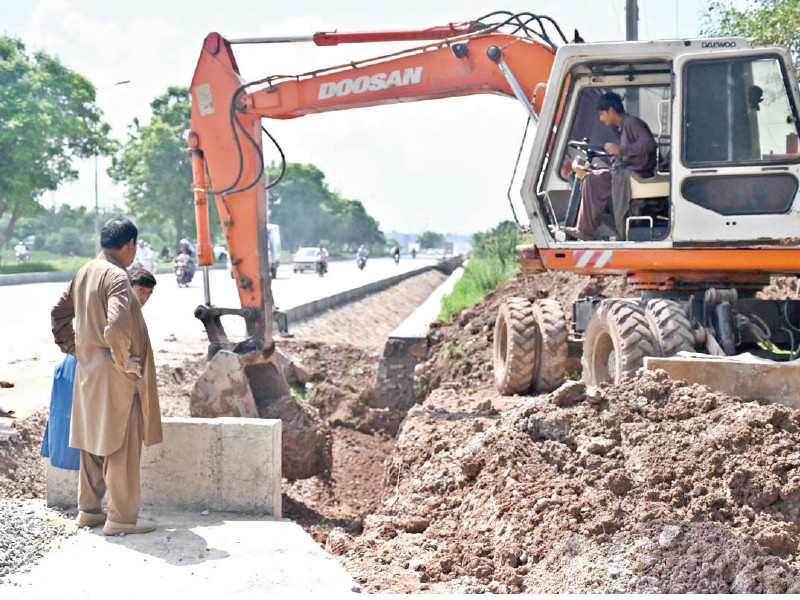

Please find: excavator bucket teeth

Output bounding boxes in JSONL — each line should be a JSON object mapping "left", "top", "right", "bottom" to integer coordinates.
{"left": 190, "top": 349, "right": 290, "bottom": 418}
{"left": 644, "top": 355, "right": 800, "bottom": 409}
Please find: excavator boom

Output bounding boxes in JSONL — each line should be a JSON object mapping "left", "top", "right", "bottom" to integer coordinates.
{"left": 187, "top": 17, "right": 559, "bottom": 417}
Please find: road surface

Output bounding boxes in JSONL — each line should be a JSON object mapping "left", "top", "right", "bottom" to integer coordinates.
{"left": 0, "top": 256, "right": 438, "bottom": 419}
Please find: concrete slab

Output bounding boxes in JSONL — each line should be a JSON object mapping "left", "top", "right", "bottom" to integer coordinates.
{"left": 390, "top": 266, "right": 465, "bottom": 338}
{"left": 644, "top": 355, "right": 800, "bottom": 409}
{"left": 3, "top": 509, "right": 359, "bottom": 597}
{"left": 47, "top": 418, "right": 282, "bottom": 516}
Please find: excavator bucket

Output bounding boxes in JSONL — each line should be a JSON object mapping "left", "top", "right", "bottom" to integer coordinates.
{"left": 189, "top": 349, "right": 290, "bottom": 418}
{"left": 644, "top": 354, "right": 800, "bottom": 410}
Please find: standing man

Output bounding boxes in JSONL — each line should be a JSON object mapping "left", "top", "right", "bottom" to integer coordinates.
{"left": 571, "top": 92, "right": 656, "bottom": 240}
{"left": 51, "top": 217, "right": 162, "bottom": 536}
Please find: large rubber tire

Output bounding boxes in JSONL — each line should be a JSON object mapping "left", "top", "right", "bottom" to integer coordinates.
{"left": 493, "top": 297, "right": 539, "bottom": 395}
{"left": 644, "top": 299, "right": 696, "bottom": 357}
{"left": 531, "top": 299, "right": 569, "bottom": 393}
{"left": 582, "top": 299, "right": 660, "bottom": 386}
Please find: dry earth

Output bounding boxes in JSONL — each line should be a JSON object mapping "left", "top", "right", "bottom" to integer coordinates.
{"left": 2, "top": 270, "right": 800, "bottom": 593}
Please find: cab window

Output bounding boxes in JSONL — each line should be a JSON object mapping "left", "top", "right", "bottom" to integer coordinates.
{"left": 683, "top": 55, "right": 800, "bottom": 166}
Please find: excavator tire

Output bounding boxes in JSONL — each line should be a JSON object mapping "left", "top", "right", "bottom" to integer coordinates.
{"left": 644, "top": 299, "right": 697, "bottom": 357}
{"left": 493, "top": 297, "right": 539, "bottom": 395}
{"left": 582, "top": 299, "right": 660, "bottom": 386}
{"left": 531, "top": 299, "right": 569, "bottom": 393}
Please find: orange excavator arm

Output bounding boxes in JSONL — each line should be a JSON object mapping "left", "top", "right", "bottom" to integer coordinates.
{"left": 188, "top": 21, "right": 556, "bottom": 353}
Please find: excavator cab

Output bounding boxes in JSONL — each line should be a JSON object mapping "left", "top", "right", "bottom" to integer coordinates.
{"left": 497, "top": 39, "right": 800, "bottom": 399}
{"left": 526, "top": 41, "right": 800, "bottom": 250}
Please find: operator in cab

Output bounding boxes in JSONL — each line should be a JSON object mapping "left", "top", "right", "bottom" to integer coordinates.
{"left": 567, "top": 92, "right": 656, "bottom": 241}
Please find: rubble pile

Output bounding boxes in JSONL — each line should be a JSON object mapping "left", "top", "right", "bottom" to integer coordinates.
{"left": 338, "top": 370, "right": 800, "bottom": 593}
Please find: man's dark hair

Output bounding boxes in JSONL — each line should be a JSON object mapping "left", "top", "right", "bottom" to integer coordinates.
{"left": 128, "top": 268, "right": 157, "bottom": 288}
{"left": 597, "top": 91, "right": 625, "bottom": 114}
{"left": 100, "top": 217, "right": 138, "bottom": 249}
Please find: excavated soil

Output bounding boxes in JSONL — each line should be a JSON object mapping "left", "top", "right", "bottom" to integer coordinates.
{"left": 3, "top": 270, "right": 800, "bottom": 592}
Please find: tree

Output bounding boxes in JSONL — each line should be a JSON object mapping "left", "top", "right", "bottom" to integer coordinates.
{"left": 417, "top": 230, "right": 445, "bottom": 250}
{"left": 0, "top": 36, "right": 111, "bottom": 250}
{"left": 268, "top": 162, "right": 384, "bottom": 251}
{"left": 703, "top": 0, "right": 800, "bottom": 68}
{"left": 110, "top": 87, "right": 198, "bottom": 250}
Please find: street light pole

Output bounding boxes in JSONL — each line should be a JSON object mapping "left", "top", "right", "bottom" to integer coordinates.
{"left": 93, "top": 80, "right": 131, "bottom": 253}
{"left": 94, "top": 153, "right": 100, "bottom": 253}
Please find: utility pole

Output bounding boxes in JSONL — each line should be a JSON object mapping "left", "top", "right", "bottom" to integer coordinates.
{"left": 626, "top": 0, "right": 638, "bottom": 41}
{"left": 94, "top": 80, "right": 131, "bottom": 253}
{"left": 625, "top": 0, "right": 640, "bottom": 114}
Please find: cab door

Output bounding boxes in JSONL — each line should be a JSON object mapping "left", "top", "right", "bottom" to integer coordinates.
{"left": 671, "top": 48, "right": 800, "bottom": 243}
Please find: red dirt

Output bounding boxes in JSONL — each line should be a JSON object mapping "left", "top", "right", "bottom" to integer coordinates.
{"left": 4, "top": 271, "right": 800, "bottom": 593}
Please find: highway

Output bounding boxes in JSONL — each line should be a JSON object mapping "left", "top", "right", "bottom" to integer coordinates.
{"left": 0, "top": 255, "right": 438, "bottom": 418}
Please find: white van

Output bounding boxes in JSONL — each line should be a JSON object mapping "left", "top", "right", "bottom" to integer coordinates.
{"left": 226, "top": 223, "right": 282, "bottom": 279}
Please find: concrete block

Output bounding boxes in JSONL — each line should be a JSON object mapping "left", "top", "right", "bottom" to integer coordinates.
{"left": 46, "top": 417, "right": 282, "bottom": 516}
{"left": 644, "top": 356, "right": 800, "bottom": 409}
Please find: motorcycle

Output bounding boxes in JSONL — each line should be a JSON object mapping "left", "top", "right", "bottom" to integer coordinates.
{"left": 315, "top": 254, "right": 328, "bottom": 277}
{"left": 393, "top": 250, "right": 400, "bottom": 264}
{"left": 14, "top": 246, "right": 29, "bottom": 262}
{"left": 174, "top": 254, "right": 194, "bottom": 287}
{"left": 357, "top": 255, "right": 367, "bottom": 270}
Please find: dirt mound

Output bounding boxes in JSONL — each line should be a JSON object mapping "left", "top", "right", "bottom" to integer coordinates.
{"left": 760, "top": 276, "right": 800, "bottom": 300}
{"left": 336, "top": 369, "right": 800, "bottom": 593}
{"left": 0, "top": 411, "right": 47, "bottom": 499}
{"left": 419, "top": 271, "right": 634, "bottom": 394}
{"left": 154, "top": 338, "right": 397, "bottom": 530}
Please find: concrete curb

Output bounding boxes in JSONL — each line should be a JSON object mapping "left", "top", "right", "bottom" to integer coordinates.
{"left": 372, "top": 263, "right": 467, "bottom": 412}
{"left": 0, "top": 264, "right": 225, "bottom": 287}
{"left": 284, "top": 256, "right": 462, "bottom": 324}
{"left": 46, "top": 417, "right": 282, "bottom": 516}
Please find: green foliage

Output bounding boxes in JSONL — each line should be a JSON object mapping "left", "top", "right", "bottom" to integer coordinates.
{"left": 0, "top": 252, "right": 90, "bottom": 273}
{"left": 703, "top": 0, "right": 800, "bottom": 68}
{"left": 439, "top": 221, "right": 521, "bottom": 323}
{"left": 110, "top": 87, "right": 198, "bottom": 250}
{"left": 0, "top": 36, "right": 111, "bottom": 249}
{"left": 289, "top": 384, "right": 317, "bottom": 406}
{"left": 447, "top": 341, "right": 467, "bottom": 365}
{"left": 268, "top": 163, "right": 385, "bottom": 252}
{"left": 417, "top": 230, "right": 445, "bottom": 249}
{"left": 0, "top": 261, "right": 57, "bottom": 274}
{"left": 10, "top": 204, "right": 111, "bottom": 256}
{"left": 47, "top": 227, "right": 93, "bottom": 256}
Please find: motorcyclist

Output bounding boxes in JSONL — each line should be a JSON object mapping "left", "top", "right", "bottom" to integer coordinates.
{"left": 14, "top": 241, "right": 28, "bottom": 262}
{"left": 177, "top": 238, "right": 196, "bottom": 280}
{"left": 315, "top": 243, "right": 328, "bottom": 275}
{"left": 356, "top": 244, "right": 368, "bottom": 269}
{"left": 391, "top": 246, "right": 400, "bottom": 263}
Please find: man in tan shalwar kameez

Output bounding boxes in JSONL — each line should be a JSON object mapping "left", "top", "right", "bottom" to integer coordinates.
{"left": 51, "top": 217, "right": 162, "bottom": 536}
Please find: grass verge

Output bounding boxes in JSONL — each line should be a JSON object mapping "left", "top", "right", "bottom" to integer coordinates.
{"left": 438, "top": 255, "right": 518, "bottom": 323}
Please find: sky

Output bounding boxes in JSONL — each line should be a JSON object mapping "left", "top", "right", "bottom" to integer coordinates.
{"left": 3, "top": 0, "right": 721, "bottom": 236}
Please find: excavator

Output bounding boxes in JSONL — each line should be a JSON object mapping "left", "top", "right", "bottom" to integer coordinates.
{"left": 187, "top": 11, "right": 800, "bottom": 418}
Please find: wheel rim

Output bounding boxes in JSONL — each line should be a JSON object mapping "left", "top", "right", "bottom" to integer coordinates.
{"left": 592, "top": 331, "right": 615, "bottom": 383}
{"left": 497, "top": 314, "right": 508, "bottom": 366}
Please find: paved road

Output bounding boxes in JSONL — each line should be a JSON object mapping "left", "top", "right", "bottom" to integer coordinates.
{"left": 0, "top": 256, "right": 438, "bottom": 418}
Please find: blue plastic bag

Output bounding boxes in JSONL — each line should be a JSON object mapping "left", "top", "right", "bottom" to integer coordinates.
{"left": 41, "top": 354, "right": 80, "bottom": 470}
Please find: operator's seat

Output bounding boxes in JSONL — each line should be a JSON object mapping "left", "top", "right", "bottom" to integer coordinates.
{"left": 630, "top": 171, "right": 670, "bottom": 199}
{"left": 627, "top": 171, "right": 671, "bottom": 241}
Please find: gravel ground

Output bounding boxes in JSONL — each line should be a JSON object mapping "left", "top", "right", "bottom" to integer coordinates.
{"left": 0, "top": 499, "right": 74, "bottom": 582}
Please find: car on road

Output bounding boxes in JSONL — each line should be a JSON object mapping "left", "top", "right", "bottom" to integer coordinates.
{"left": 213, "top": 244, "right": 227, "bottom": 260}
{"left": 293, "top": 247, "right": 327, "bottom": 273}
